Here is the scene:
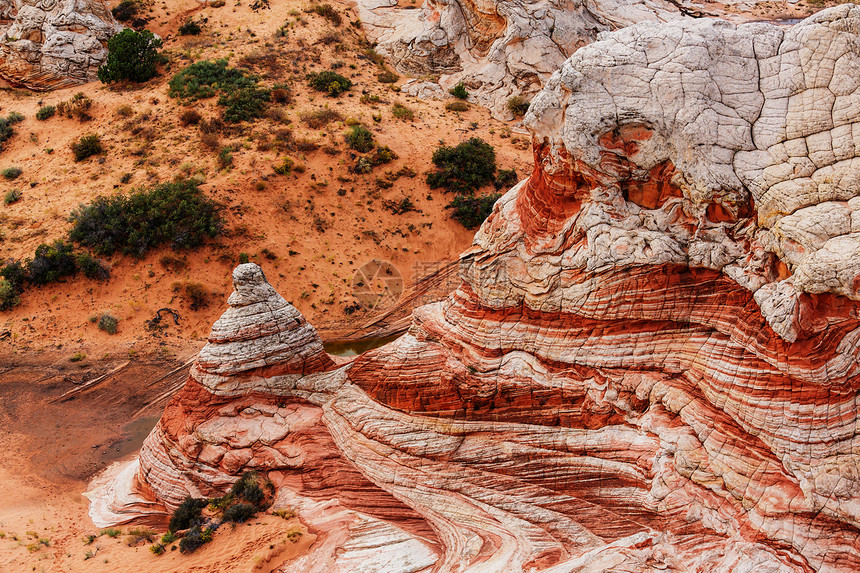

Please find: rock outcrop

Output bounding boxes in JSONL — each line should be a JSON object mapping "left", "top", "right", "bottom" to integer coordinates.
{"left": 356, "top": 0, "right": 762, "bottom": 118}
{"left": 91, "top": 9, "right": 860, "bottom": 572}
{"left": 0, "top": 0, "right": 121, "bottom": 90}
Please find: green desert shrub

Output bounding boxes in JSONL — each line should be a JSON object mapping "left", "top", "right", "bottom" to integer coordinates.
{"left": 0, "top": 112, "right": 24, "bottom": 150}
{"left": 494, "top": 168, "right": 518, "bottom": 190}
{"left": 111, "top": 0, "right": 138, "bottom": 21}
{"left": 448, "top": 193, "right": 501, "bottom": 228}
{"left": 70, "top": 134, "right": 103, "bottom": 162}
{"left": 449, "top": 82, "right": 468, "bottom": 100}
{"left": 36, "top": 105, "right": 55, "bottom": 120}
{"left": 306, "top": 70, "right": 352, "bottom": 96}
{"left": 377, "top": 70, "right": 398, "bottom": 83}
{"left": 97, "top": 29, "right": 163, "bottom": 84}
{"left": 75, "top": 253, "right": 110, "bottom": 281}
{"left": 426, "top": 137, "right": 496, "bottom": 194}
{"left": 222, "top": 503, "right": 256, "bottom": 523}
{"left": 314, "top": 3, "right": 341, "bottom": 26}
{"left": 2, "top": 167, "right": 22, "bottom": 180}
{"left": 3, "top": 189, "right": 21, "bottom": 205}
{"left": 178, "top": 19, "right": 202, "bottom": 35}
{"left": 0, "top": 278, "right": 19, "bottom": 310}
{"left": 168, "top": 59, "right": 256, "bottom": 100}
{"left": 345, "top": 125, "right": 374, "bottom": 152}
{"left": 178, "top": 525, "right": 214, "bottom": 554}
{"left": 218, "top": 86, "right": 271, "bottom": 123}
{"left": 69, "top": 179, "right": 223, "bottom": 257}
{"left": 28, "top": 240, "right": 77, "bottom": 285}
{"left": 97, "top": 313, "right": 119, "bottom": 334}
{"left": 168, "top": 497, "right": 207, "bottom": 533}
{"left": 57, "top": 93, "right": 92, "bottom": 121}
{"left": 506, "top": 95, "right": 530, "bottom": 117}
{"left": 391, "top": 102, "right": 413, "bottom": 120}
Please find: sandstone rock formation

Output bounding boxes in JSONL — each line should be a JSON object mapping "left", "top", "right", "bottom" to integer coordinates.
{"left": 0, "top": 0, "right": 122, "bottom": 90}
{"left": 91, "top": 8, "right": 860, "bottom": 572}
{"left": 356, "top": 0, "right": 759, "bottom": 118}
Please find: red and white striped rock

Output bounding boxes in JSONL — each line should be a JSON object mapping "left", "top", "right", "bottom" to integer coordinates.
{"left": 91, "top": 10, "right": 860, "bottom": 572}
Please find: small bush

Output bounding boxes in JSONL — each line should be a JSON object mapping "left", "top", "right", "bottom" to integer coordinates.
{"left": 150, "top": 543, "right": 165, "bottom": 555}
{"left": 427, "top": 138, "right": 496, "bottom": 194}
{"left": 71, "top": 134, "right": 103, "bottom": 162}
{"left": 97, "top": 313, "right": 119, "bottom": 334}
{"left": 169, "top": 497, "right": 207, "bottom": 533}
{"left": 57, "top": 93, "right": 92, "bottom": 121}
{"left": 161, "top": 531, "right": 177, "bottom": 544}
{"left": 101, "top": 528, "right": 122, "bottom": 538}
{"left": 169, "top": 59, "right": 256, "bottom": 100}
{"left": 448, "top": 193, "right": 501, "bottom": 228}
{"left": 178, "top": 526, "right": 214, "bottom": 554}
{"left": 36, "top": 105, "right": 55, "bottom": 120}
{"left": 28, "top": 240, "right": 76, "bottom": 285}
{"left": 111, "top": 0, "right": 138, "bottom": 21}
{"left": 377, "top": 70, "right": 398, "bottom": 83}
{"left": 449, "top": 83, "right": 468, "bottom": 100}
{"left": 314, "top": 4, "right": 342, "bottom": 26}
{"left": 506, "top": 95, "right": 530, "bottom": 117}
{"left": 217, "top": 146, "right": 233, "bottom": 169}
{"left": 345, "top": 125, "right": 374, "bottom": 153}
{"left": 179, "top": 109, "right": 201, "bottom": 126}
{"left": 218, "top": 86, "right": 270, "bottom": 123}
{"left": 69, "top": 179, "right": 223, "bottom": 257}
{"left": 4, "top": 189, "right": 21, "bottom": 205}
{"left": 271, "top": 85, "right": 291, "bottom": 104}
{"left": 299, "top": 108, "right": 342, "bottom": 128}
{"left": 445, "top": 101, "right": 469, "bottom": 112}
{"left": 115, "top": 104, "right": 134, "bottom": 118}
{"left": 223, "top": 503, "right": 256, "bottom": 523}
{"left": 273, "top": 157, "right": 294, "bottom": 175}
{"left": 178, "top": 19, "right": 202, "bottom": 35}
{"left": 0, "top": 278, "right": 20, "bottom": 310}
{"left": 391, "top": 102, "right": 413, "bottom": 120}
{"left": 382, "top": 197, "right": 416, "bottom": 214}
{"left": 98, "top": 29, "right": 163, "bottom": 84}
{"left": 76, "top": 253, "right": 110, "bottom": 281}
{"left": 306, "top": 71, "right": 352, "bottom": 97}
{"left": 495, "top": 168, "right": 518, "bottom": 190}
{"left": 2, "top": 167, "right": 21, "bottom": 180}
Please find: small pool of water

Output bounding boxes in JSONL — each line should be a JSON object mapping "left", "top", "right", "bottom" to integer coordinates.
{"left": 324, "top": 334, "right": 402, "bottom": 357}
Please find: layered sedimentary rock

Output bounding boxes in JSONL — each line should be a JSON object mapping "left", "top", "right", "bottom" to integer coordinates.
{"left": 0, "top": 0, "right": 121, "bottom": 90}
{"left": 357, "top": 0, "right": 761, "bottom": 118}
{"left": 92, "top": 9, "right": 860, "bottom": 572}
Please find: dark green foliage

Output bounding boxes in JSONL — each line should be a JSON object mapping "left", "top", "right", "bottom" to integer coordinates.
{"left": 69, "top": 179, "right": 223, "bottom": 257}
{"left": 71, "top": 134, "right": 103, "bottom": 162}
{"left": 36, "top": 105, "right": 55, "bottom": 120}
{"left": 4, "top": 189, "right": 21, "bottom": 205}
{"left": 0, "top": 278, "right": 19, "bottom": 310}
{"left": 2, "top": 167, "right": 22, "bottom": 180}
{"left": 97, "top": 313, "right": 119, "bottom": 334}
{"left": 506, "top": 95, "right": 530, "bottom": 117}
{"left": 111, "top": 0, "right": 138, "bottom": 22}
{"left": 0, "top": 260, "right": 25, "bottom": 310}
{"left": 223, "top": 503, "right": 256, "bottom": 523}
{"left": 448, "top": 193, "right": 501, "bottom": 228}
{"left": 97, "top": 29, "right": 162, "bottom": 84}
{"left": 494, "top": 168, "right": 518, "bottom": 190}
{"left": 169, "top": 59, "right": 257, "bottom": 100}
{"left": 377, "top": 70, "right": 398, "bottom": 83}
{"left": 0, "top": 260, "right": 26, "bottom": 289}
{"left": 427, "top": 138, "right": 496, "bottom": 195}
{"left": 28, "top": 240, "right": 76, "bottom": 285}
{"left": 449, "top": 82, "right": 468, "bottom": 100}
{"left": 0, "top": 112, "right": 23, "bottom": 150}
{"left": 178, "top": 525, "right": 215, "bottom": 554}
{"left": 314, "top": 3, "right": 342, "bottom": 25}
{"left": 169, "top": 497, "right": 207, "bottom": 533}
{"left": 178, "top": 19, "right": 202, "bottom": 35}
{"left": 229, "top": 472, "right": 267, "bottom": 507}
{"left": 345, "top": 125, "right": 374, "bottom": 152}
{"left": 306, "top": 71, "right": 352, "bottom": 96}
{"left": 75, "top": 253, "right": 110, "bottom": 281}
{"left": 218, "top": 86, "right": 270, "bottom": 123}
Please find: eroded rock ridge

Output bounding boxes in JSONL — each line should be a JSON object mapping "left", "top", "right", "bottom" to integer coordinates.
{"left": 91, "top": 9, "right": 860, "bottom": 572}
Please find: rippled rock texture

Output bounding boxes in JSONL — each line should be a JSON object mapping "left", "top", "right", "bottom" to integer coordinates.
{"left": 91, "top": 9, "right": 860, "bottom": 572}
{"left": 0, "top": 0, "right": 121, "bottom": 89}
{"left": 356, "top": 0, "right": 760, "bottom": 118}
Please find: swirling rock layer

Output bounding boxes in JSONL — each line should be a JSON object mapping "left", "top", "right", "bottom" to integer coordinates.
{"left": 0, "top": 0, "right": 121, "bottom": 90}
{"left": 91, "top": 10, "right": 860, "bottom": 572}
